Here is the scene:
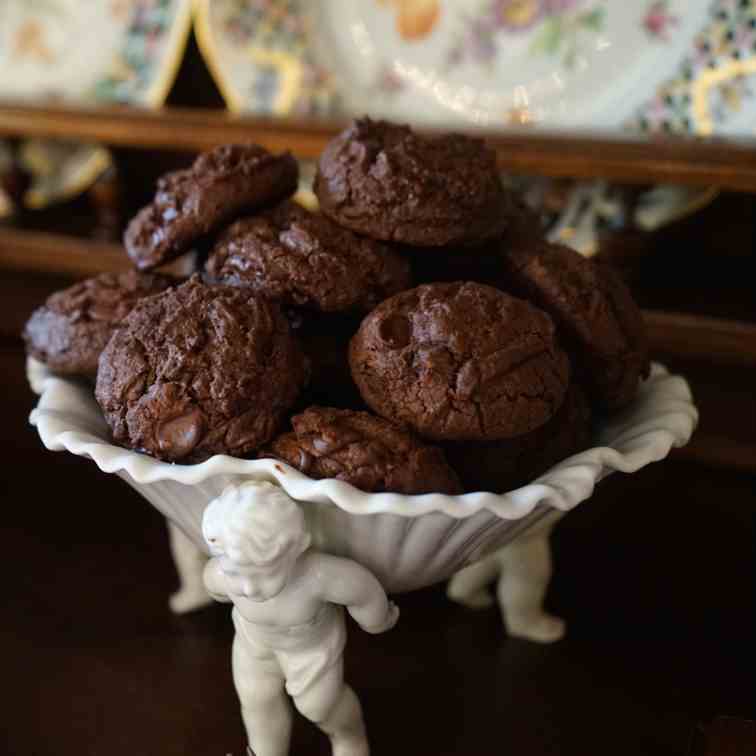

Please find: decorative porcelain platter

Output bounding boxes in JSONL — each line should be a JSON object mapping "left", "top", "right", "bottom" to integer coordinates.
{"left": 196, "top": 0, "right": 756, "bottom": 133}
{"left": 0, "top": 0, "right": 193, "bottom": 215}
{"left": 196, "top": 0, "right": 756, "bottom": 253}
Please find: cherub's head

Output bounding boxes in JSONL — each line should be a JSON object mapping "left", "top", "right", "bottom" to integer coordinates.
{"left": 202, "top": 481, "right": 311, "bottom": 601}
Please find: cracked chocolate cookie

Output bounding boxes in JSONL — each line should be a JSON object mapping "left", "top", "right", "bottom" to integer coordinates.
{"left": 205, "top": 200, "right": 412, "bottom": 312}
{"left": 23, "top": 270, "right": 175, "bottom": 379}
{"left": 95, "top": 276, "right": 308, "bottom": 463}
{"left": 125, "top": 144, "right": 298, "bottom": 270}
{"left": 444, "top": 385, "right": 592, "bottom": 493}
{"left": 314, "top": 118, "right": 509, "bottom": 246}
{"left": 501, "top": 241, "right": 650, "bottom": 411}
{"left": 264, "top": 406, "right": 462, "bottom": 495}
{"left": 349, "top": 282, "right": 570, "bottom": 441}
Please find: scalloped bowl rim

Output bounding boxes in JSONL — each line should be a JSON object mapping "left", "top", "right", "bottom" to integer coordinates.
{"left": 28, "top": 358, "right": 698, "bottom": 522}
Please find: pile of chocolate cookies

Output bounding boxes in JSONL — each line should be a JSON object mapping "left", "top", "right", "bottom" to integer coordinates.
{"left": 24, "top": 118, "right": 649, "bottom": 496}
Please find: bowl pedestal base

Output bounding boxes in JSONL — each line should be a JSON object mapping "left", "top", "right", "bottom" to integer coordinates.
{"left": 191, "top": 480, "right": 573, "bottom": 755}
{"left": 167, "top": 512, "right": 567, "bottom": 644}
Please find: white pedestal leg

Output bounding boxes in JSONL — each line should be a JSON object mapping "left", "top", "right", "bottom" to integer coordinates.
{"left": 448, "top": 513, "right": 566, "bottom": 643}
{"left": 166, "top": 520, "right": 212, "bottom": 614}
{"left": 495, "top": 522, "right": 566, "bottom": 643}
{"left": 233, "top": 635, "right": 293, "bottom": 756}
{"left": 446, "top": 553, "right": 500, "bottom": 609}
{"left": 291, "top": 661, "right": 369, "bottom": 756}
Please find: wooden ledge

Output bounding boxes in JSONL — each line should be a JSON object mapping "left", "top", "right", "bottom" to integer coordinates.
{"left": 3, "top": 101, "right": 756, "bottom": 190}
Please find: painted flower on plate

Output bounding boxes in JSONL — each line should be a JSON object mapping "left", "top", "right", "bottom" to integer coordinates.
{"left": 493, "top": 0, "right": 582, "bottom": 30}
{"left": 447, "top": 0, "right": 597, "bottom": 69}
{"left": 378, "top": 0, "right": 441, "bottom": 41}
{"left": 643, "top": 0, "right": 679, "bottom": 41}
{"left": 493, "top": 0, "right": 545, "bottom": 30}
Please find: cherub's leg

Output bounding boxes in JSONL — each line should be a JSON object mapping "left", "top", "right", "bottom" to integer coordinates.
{"left": 446, "top": 553, "right": 501, "bottom": 609}
{"left": 167, "top": 521, "right": 212, "bottom": 614}
{"left": 292, "top": 661, "right": 368, "bottom": 756}
{"left": 233, "top": 635, "right": 293, "bottom": 756}
{"left": 496, "top": 525, "right": 565, "bottom": 643}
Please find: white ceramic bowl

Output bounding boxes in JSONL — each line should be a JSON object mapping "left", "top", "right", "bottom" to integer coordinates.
{"left": 28, "top": 359, "right": 697, "bottom": 593}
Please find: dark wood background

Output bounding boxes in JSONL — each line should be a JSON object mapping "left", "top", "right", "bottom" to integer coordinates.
{"left": 1, "top": 34, "right": 754, "bottom": 756}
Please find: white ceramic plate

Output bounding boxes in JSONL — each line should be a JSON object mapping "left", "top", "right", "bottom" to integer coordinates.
{"left": 0, "top": 0, "right": 193, "bottom": 214}
{"left": 197, "top": 0, "right": 752, "bottom": 253}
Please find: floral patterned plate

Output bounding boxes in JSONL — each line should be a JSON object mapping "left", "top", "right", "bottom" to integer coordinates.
{"left": 0, "top": 0, "right": 193, "bottom": 216}
{"left": 195, "top": 0, "right": 755, "bottom": 254}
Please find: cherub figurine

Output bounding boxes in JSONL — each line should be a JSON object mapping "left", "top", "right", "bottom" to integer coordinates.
{"left": 202, "top": 482, "right": 399, "bottom": 756}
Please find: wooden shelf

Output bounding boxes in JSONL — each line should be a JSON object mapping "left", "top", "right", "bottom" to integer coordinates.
{"left": 644, "top": 310, "right": 756, "bottom": 369}
{"left": 0, "top": 227, "right": 127, "bottom": 277}
{"left": 3, "top": 101, "right": 756, "bottom": 190}
{"left": 674, "top": 434, "right": 756, "bottom": 474}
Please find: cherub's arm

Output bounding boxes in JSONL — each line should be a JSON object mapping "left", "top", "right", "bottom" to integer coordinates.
{"left": 311, "top": 554, "right": 398, "bottom": 634}
{"left": 202, "top": 558, "right": 232, "bottom": 603}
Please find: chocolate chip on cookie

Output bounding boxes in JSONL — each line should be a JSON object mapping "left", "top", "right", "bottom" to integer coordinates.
{"left": 445, "top": 385, "right": 592, "bottom": 493}
{"left": 314, "top": 118, "right": 509, "bottom": 246}
{"left": 95, "top": 276, "right": 308, "bottom": 463}
{"left": 501, "top": 241, "right": 650, "bottom": 410}
{"left": 264, "top": 406, "right": 462, "bottom": 495}
{"left": 23, "top": 270, "right": 175, "bottom": 379}
{"left": 205, "top": 200, "right": 412, "bottom": 312}
{"left": 349, "top": 282, "right": 570, "bottom": 441}
{"left": 125, "top": 144, "right": 298, "bottom": 270}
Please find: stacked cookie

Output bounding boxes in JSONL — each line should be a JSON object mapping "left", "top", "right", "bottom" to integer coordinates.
{"left": 24, "top": 118, "right": 649, "bottom": 496}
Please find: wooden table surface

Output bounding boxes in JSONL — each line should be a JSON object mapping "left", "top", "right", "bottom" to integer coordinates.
{"left": 2, "top": 342, "right": 753, "bottom": 756}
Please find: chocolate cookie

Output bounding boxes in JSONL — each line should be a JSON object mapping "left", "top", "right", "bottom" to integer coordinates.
{"left": 95, "top": 276, "right": 307, "bottom": 463}
{"left": 314, "top": 118, "right": 509, "bottom": 246}
{"left": 445, "top": 385, "right": 592, "bottom": 493}
{"left": 501, "top": 241, "right": 650, "bottom": 410}
{"left": 205, "top": 200, "right": 412, "bottom": 312}
{"left": 349, "top": 282, "right": 570, "bottom": 441}
{"left": 264, "top": 406, "right": 462, "bottom": 495}
{"left": 125, "top": 144, "right": 298, "bottom": 270}
{"left": 23, "top": 271, "right": 175, "bottom": 379}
